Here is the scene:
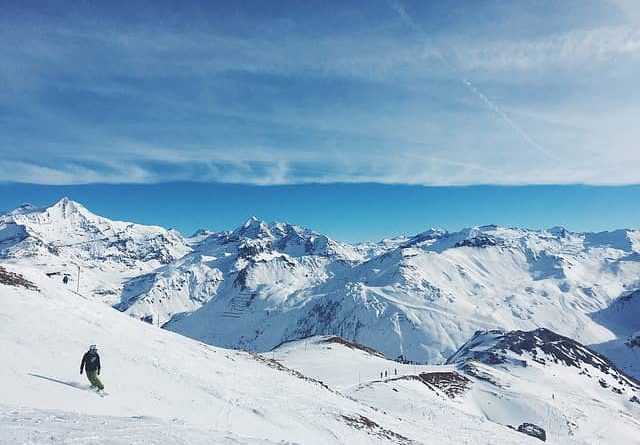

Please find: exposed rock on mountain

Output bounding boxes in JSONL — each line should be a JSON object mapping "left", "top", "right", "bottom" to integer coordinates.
{"left": 448, "top": 328, "right": 640, "bottom": 398}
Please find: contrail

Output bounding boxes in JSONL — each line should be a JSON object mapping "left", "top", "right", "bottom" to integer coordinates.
{"left": 388, "top": 0, "right": 562, "bottom": 162}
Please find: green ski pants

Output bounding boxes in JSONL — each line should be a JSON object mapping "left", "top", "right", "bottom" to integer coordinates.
{"left": 86, "top": 370, "right": 104, "bottom": 390}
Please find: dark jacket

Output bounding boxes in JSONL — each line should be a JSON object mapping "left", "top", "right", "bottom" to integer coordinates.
{"left": 80, "top": 351, "right": 101, "bottom": 373}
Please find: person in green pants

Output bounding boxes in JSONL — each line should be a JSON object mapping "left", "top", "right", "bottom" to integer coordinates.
{"left": 80, "top": 345, "right": 104, "bottom": 390}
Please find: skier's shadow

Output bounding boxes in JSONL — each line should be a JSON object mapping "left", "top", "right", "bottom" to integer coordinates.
{"left": 28, "top": 373, "right": 87, "bottom": 391}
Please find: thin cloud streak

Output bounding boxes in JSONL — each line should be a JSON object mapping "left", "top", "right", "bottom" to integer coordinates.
{"left": 454, "top": 25, "right": 640, "bottom": 74}
{"left": 3, "top": 144, "right": 634, "bottom": 186}
{"left": 388, "top": 0, "right": 563, "bottom": 164}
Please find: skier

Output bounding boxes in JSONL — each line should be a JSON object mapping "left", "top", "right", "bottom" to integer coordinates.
{"left": 62, "top": 275, "right": 69, "bottom": 285}
{"left": 80, "top": 345, "right": 104, "bottom": 391}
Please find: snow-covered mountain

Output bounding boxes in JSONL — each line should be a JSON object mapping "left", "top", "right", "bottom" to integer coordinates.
{"left": 0, "top": 198, "right": 191, "bottom": 303}
{"left": 116, "top": 216, "right": 365, "bottom": 326}
{"left": 165, "top": 222, "right": 640, "bottom": 372}
{"left": 272, "top": 331, "right": 640, "bottom": 443}
{"left": 1, "top": 199, "right": 639, "bottom": 379}
{"left": 5, "top": 263, "right": 637, "bottom": 443}
{"left": 447, "top": 328, "right": 639, "bottom": 394}
{"left": 589, "top": 287, "right": 640, "bottom": 379}
{"left": 2, "top": 198, "right": 640, "bottom": 443}
{"left": 444, "top": 328, "right": 640, "bottom": 441}
{"left": 1, "top": 264, "right": 546, "bottom": 444}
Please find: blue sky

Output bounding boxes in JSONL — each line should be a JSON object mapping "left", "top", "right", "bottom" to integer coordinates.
{"left": 1, "top": 0, "right": 640, "bottom": 185}
{"left": 1, "top": 1, "right": 639, "bottom": 239}
{"left": 1, "top": 183, "right": 639, "bottom": 242}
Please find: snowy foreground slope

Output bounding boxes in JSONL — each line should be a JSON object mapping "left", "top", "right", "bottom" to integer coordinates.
{"left": 2, "top": 199, "right": 640, "bottom": 376}
{"left": 0, "top": 265, "right": 542, "bottom": 444}
{"left": 273, "top": 335, "right": 640, "bottom": 444}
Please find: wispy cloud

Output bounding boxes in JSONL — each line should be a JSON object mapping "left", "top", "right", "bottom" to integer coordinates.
{"left": 450, "top": 25, "right": 640, "bottom": 74}
{"left": 0, "top": 0, "right": 639, "bottom": 186}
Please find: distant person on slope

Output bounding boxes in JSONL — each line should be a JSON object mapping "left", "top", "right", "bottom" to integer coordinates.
{"left": 80, "top": 345, "right": 104, "bottom": 390}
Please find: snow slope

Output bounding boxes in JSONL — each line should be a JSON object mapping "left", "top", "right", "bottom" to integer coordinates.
{"left": 445, "top": 328, "right": 640, "bottom": 443}
{"left": 0, "top": 264, "right": 541, "bottom": 444}
{"left": 273, "top": 334, "right": 640, "bottom": 444}
{"left": 271, "top": 335, "right": 440, "bottom": 391}
{"left": 588, "top": 288, "right": 640, "bottom": 379}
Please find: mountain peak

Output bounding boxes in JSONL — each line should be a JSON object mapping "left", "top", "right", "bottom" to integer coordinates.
{"left": 448, "top": 328, "right": 639, "bottom": 383}
{"left": 2, "top": 203, "right": 37, "bottom": 218}
{"left": 189, "top": 228, "right": 213, "bottom": 238}
{"left": 547, "top": 226, "right": 569, "bottom": 236}
{"left": 47, "top": 197, "right": 93, "bottom": 219}
{"left": 232, "top": 216, "right": 272, "bottom": 239}
{"left": 242, "top": 215, "right": 261, "bottom": 227}
{"left": 52, "top": 197, "right": 73, "bottom": 207}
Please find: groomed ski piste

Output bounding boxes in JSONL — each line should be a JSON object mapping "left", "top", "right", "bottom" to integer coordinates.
{"left": 1, "top": 264, "right": 544, "bottom": 445}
